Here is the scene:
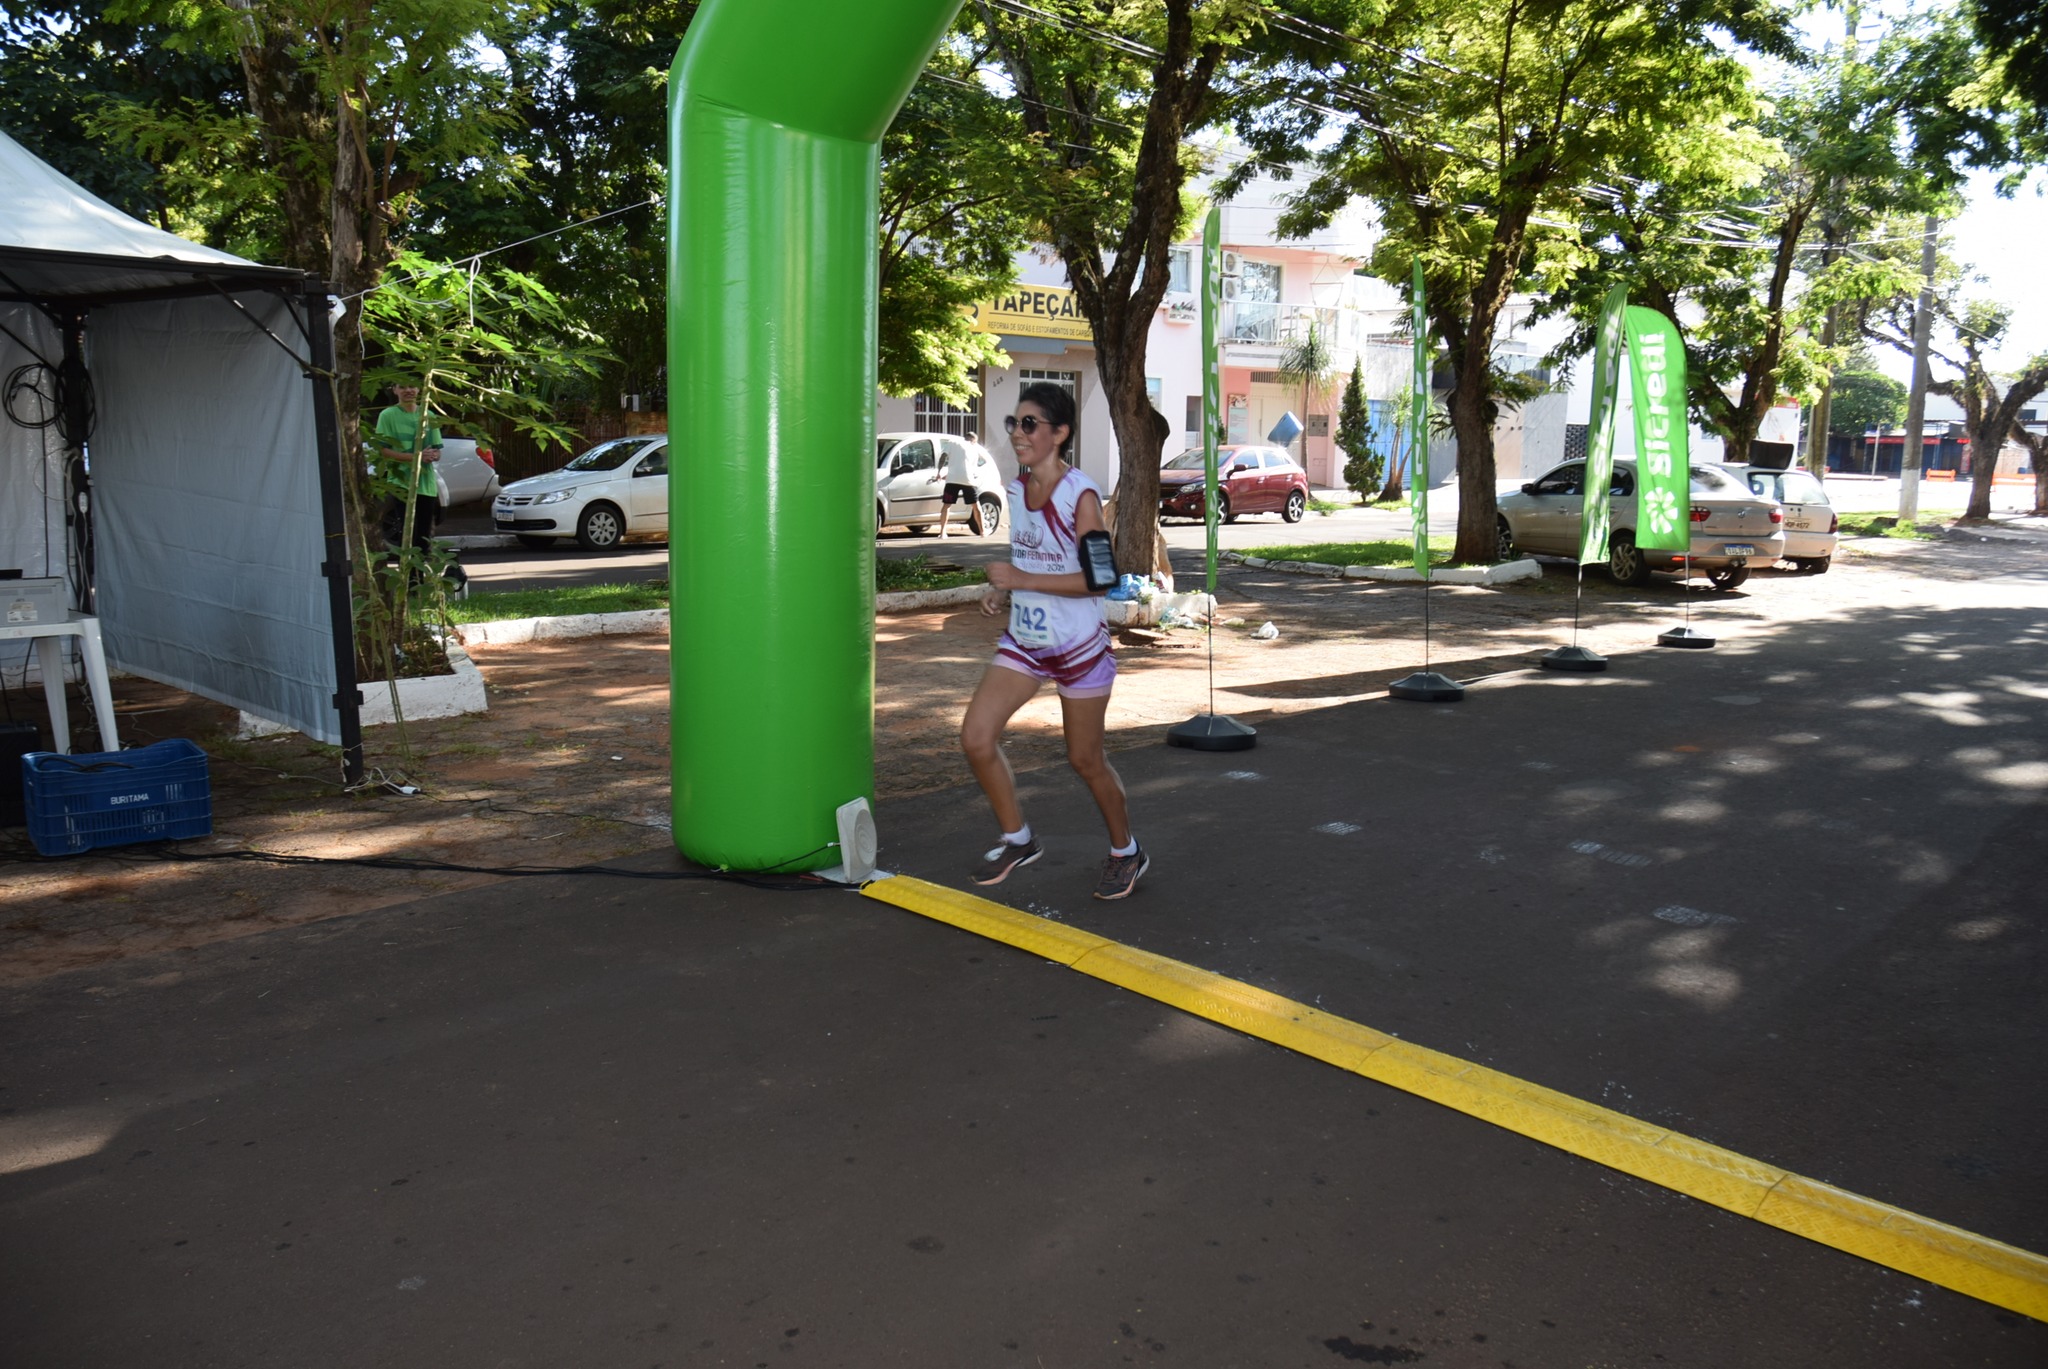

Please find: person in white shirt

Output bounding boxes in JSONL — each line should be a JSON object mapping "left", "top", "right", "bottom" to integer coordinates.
{"left": 960, "top": 382, "right": 1147, "bottom": 900}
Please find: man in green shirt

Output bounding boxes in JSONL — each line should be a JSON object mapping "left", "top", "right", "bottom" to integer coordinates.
{"left": 374, "top": 382, "right": 443, "bottom": 551}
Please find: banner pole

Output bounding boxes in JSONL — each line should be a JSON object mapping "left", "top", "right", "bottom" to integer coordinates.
{"left": 1391, "top": 256, "right": 1463, "bottom": 702}
{"left": 1168, "top": 203, "right": 1256, "bottom": 749}
{"left": 1545, "top": 286, "right": 1626, "bottom": 675}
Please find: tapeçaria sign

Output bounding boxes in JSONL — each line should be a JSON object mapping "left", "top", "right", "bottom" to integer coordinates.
{"left": 970, "top": 284, "right": 1094, "bottom": 342}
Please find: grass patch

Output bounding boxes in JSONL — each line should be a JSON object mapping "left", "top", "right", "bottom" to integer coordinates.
{"left": 446, "top": 580, "right": 669, "bottom": 624}
{"left": 876, "top": 554, "right": 985, "bottom": 594}
{"left": 1238, "top": 536, "right": 1460, "bottom": 567}
{"left": 1307, "top": 497, "right": 1349, "bottom": 516}
{"left": 1837, "top": 512, "right": 1943, "bottom": 541}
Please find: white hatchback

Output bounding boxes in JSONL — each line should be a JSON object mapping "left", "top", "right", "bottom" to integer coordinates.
{"left": 492, "top": 434, "right": 669, "bottom": 550}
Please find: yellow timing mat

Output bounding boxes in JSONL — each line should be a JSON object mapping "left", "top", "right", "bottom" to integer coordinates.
{"left": 862, "top": 874, "right": 2048, "bottom": 1323}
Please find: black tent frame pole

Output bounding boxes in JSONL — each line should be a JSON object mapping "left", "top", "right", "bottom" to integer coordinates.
{"left": 303, "top": 280, "right": 365, "bottom": 784}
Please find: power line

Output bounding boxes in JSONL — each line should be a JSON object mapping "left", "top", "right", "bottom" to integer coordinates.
{"left": 342, "top": 195, "right": 660, "bottom": 304}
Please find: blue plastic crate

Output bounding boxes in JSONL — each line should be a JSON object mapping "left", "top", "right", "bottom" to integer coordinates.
{"left": 23, "top": 739, "right": 212, "bottom": 857}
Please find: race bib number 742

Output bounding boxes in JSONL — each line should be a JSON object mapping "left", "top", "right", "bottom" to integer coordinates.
{"left": 1009, "top": 598, "right": 1053, "bottom": 648}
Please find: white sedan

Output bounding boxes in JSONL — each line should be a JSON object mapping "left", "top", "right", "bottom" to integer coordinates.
{"left": 492, "top": 435, "right": 669, "bottom": 551}
{"left": 1725, "top": 463, "right": 1839, "bottom": 573}
{"left": 1497, "top": 458, "right": 1785, "bottom": 591}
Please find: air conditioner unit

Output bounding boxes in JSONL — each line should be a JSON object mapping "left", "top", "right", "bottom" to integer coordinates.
{"left": 1220, "top": 250, "right": 1243, "bottom": 277}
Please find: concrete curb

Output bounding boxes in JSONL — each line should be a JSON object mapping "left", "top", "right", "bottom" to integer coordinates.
{"left": 1223, "top": 551, "right": 1542, "bottom": 585}
{"left": 238, "top": 639, "right": 489, "bottom": 739}
{"left": 456, "top": 609, "right": 669, "bottom": 646}
{"left": 876, "top": 585, "right": 987, "bottom": 614}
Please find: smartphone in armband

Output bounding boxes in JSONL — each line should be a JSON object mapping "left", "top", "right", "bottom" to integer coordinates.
{"left": 1079, "top": 529, "right": 1117, "bottom": 592}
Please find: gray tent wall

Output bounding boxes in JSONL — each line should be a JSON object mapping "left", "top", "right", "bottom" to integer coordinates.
{"left": 88, "top": 290, "right": 352, "bottom": 747}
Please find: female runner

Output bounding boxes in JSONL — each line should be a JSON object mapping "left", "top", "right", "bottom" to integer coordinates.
{"left": 960, "top": 382, "right": 1146, "bottom": 900}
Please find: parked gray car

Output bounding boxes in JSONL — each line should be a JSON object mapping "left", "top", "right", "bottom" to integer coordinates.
{"left": 1497, "top": 459, "right": 1785, "bottom": 591}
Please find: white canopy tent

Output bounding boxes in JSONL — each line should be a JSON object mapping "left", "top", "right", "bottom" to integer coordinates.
{"left": 0, "top": 132, "right": 360, "bottom": 772}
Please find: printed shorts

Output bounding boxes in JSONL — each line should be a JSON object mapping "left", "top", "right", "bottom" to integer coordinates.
{"left": 993, "top": 630, "right": 1117, "bottom": 699}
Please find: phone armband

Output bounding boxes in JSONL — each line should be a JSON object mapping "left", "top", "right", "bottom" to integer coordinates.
{"left": 1079, "top": 529, "right": 1118, "bottom": 592}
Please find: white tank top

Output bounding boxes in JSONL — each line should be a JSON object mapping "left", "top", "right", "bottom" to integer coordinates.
{"left": 1005, "top": 467, "right": 1108, "bottom": 651}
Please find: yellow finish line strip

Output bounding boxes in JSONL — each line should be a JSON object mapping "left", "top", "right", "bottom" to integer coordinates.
{"left": 862, "top": 874, "right": 2048, "bottom": 1322}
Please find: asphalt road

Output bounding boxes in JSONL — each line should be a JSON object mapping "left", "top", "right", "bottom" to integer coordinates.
{"left": 3, "top": 534, "right": 2042, "bottom": 1365}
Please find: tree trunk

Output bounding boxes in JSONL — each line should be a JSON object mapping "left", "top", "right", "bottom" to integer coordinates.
{"left": 1965, "top": 431, "right": 1998, "bottom": 520}
{"left": 1448, "top": 379, "right": 1496, "bottom": 565}
{"left": 1098, "top": 333, "right": 1168, "bottom": 575}
{"left": 2014, "top": 429, "right": 2048, "bottom": 513}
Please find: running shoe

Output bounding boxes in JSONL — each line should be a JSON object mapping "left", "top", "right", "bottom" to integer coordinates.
{"left": 1093, "top": 845, "right": 1149, "bottom": 900}
{"left": 972, "top": 836, "right": 1042, "bottom": 885}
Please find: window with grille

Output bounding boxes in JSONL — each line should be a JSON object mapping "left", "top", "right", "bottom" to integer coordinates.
{"left": 912, "top": 390, "right": 984, "bottom": 441}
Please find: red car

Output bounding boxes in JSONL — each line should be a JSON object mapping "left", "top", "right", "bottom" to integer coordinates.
{"left": 1158, "top": 445, "right": 1309, "bottom": 524}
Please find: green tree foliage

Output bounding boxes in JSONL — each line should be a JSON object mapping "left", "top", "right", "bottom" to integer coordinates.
{"left": 0, "top": 3, "right": 252, "bottom": 243}
{"left": 1826, "top": 361, "right": 1907, "bottom": 439}
{"left": 875, "top": 41, "right": 1032, "bottom": 406}
{"left": 1258, "top": 0, "right": 1795, "bottom": 564}
{"left": 411, "top": 2, "right": 695, "bottom": 411}
{"left": 86, "top": 0, "right": 525, "bottom": 466}
{"left": 1966, "top": 0, "right": 2048, "bottom": 158}
{"left": 1530, "top": 5, "right": 1998, "bottom": 469}
{"left": 964, "top": 0, "right": 1372, "bottom": 573}
{"left": 1335, "top": 357, "right": 1378, "bottom": 499}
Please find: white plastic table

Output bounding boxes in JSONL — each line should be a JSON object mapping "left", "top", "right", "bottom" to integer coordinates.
{"left": 0, "top": 612, "right": 120, "bottom": 754}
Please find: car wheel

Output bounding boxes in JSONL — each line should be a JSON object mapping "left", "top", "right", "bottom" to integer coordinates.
{"left": 515, "top": 534, "right": 554, "bottom": 551}
{"left": 1707, "top": 566, "right": 1749, "bottom": 592}
{"left": 1218, "top": 490, "right": 1236, "bottom": 524}
{"left": 1803, "top": 555, "right": 1831, "bottom": 574}
{"left": 975, "top": 491, "right": 1003, "bottom": 537}
{"left": 1607, "top": 531, "right": 1652, "bottom": 586}
{"left": 1495, "top": 516, "right": 1518, "bottom": 563}
{"left": 576, "top": 502, "right": 625, "bottom": 551}
{"left": 1281, "top": 488, "right": 1306, "bottom": 523}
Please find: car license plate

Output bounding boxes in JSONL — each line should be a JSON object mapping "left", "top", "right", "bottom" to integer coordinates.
{"left": 1723, "top": 543, "right": 1755, "bottom": 556}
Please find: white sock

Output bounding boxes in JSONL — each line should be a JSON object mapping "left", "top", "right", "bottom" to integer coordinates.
{"left": 1110, "top": 836, "right": 1138, "bottom": 857}
{"left": 1004, "top": 825, "right": 1033, "bottom": 847}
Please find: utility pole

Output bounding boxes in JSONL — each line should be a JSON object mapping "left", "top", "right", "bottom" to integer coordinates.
{"left": 1898, "top": 214, "right": 1938, "bottom": 523}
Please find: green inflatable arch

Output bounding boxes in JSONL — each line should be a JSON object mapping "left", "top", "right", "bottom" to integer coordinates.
{"left": 667, "top": 0, "right": 964, "bottom": 870}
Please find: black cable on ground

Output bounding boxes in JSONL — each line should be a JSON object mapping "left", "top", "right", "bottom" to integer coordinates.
{"left": 0, "top": 836, "right": 853, "bottom": 893}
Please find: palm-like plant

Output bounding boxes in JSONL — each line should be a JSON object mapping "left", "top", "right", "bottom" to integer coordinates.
{"left": 1275, "top": 317, "right": 1335, "bottom": 464}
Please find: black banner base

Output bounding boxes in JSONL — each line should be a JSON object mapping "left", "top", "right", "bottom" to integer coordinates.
{"left": 1540, "top": 645, "right": 1608, "bottom": 672}
{"left": 1166, "top": 713, "right": 1258, "bottom": 751}
{"left": 1657, "top": 627, "right": 1716, "bottom": 649}
{"left": 1389, "top": 671, "right": 1465, "bottom": 701}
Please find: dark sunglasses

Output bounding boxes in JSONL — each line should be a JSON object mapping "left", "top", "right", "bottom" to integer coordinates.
{"left": 1003, "top": 414, "right": 1057, "bottom": 436}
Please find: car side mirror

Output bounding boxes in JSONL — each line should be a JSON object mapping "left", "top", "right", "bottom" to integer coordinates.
{"left": 1521, "top": 483, "right": 1537, "bottom": 495}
